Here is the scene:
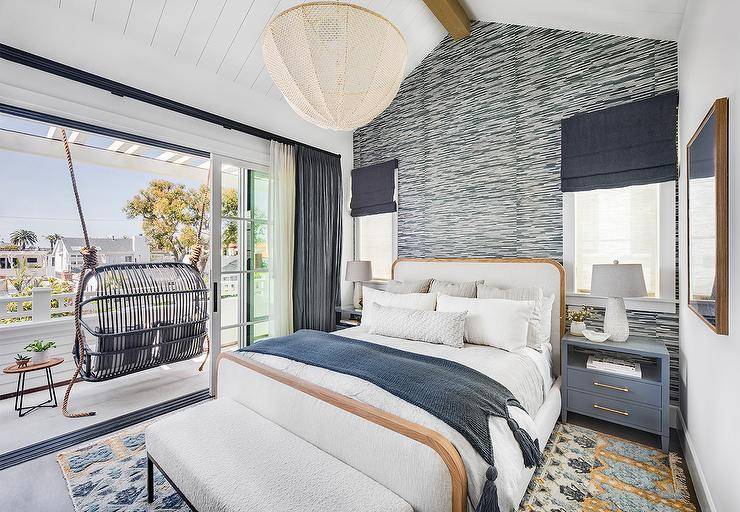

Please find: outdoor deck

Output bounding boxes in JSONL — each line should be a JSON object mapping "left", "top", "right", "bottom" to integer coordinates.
{"left": 0, "top": 355, "right": 208, "bottom": 455}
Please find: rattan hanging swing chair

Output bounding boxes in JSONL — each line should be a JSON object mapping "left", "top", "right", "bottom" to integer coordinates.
{"left": 59, "top": 129, "right": 210, "bottom": 418}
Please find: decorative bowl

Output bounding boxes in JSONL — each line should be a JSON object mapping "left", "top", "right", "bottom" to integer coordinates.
{"left": 582, "top": 330, "right": 610, "bottom": 343}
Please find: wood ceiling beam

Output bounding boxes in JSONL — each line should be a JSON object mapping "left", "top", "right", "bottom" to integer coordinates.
{"left": 422, "top": 0, "right": 470, "bottom": 40}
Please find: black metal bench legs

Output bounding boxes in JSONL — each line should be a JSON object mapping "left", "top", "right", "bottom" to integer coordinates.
{"left": 147, "top": 454, "right": 154, "bottom": 504}
{"left": 146, "top": 452, "right": 198, "bottom": 511}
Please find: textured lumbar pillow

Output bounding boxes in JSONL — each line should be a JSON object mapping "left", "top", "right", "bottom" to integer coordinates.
{"left": 429, "top": 279, "right": 481, "bottom": 298}
{"left": 385, "top": 278, "right": 432, "bottom": 294}
{"left": 361, "top": 287, "right": 437, "bottom": 328}
{"left": 369, "top": 303, "right": 466, "bottom": 348}
{"left": 436, "top": 294, "right": 534, "bottom": 351}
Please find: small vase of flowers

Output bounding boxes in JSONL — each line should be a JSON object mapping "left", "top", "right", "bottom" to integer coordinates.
{"left": 566, "top": 306, "right": 594, "bottom": 337}
{"left": 25, "top": 340, "right": 56, "bottom": 365}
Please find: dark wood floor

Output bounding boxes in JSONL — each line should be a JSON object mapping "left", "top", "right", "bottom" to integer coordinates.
{"left": 566, "top": 413, "right": 701, "bottom": 511}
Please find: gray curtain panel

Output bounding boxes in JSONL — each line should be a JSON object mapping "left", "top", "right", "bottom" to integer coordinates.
{"left": 293, "top": 146, "right": 343, "bottom": 331}
{"left": 561, "top": 91, "right": 678, "bottom": 192}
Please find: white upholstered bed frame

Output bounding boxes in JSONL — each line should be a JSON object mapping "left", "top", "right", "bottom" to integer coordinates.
{"left": 217, "top": 258, "right": 564, "bottom": 512}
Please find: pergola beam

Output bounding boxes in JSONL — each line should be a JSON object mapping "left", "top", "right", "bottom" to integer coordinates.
{"left": 422, "top": 0, "right": 470, "bottom": 40}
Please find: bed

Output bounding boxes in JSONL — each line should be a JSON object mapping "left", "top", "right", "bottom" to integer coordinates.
{"left": 217, "top": 258, "right": 564, "bottom": 512}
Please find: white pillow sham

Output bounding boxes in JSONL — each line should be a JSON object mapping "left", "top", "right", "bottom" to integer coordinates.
{"left": 476, "top": 284, "right": 554, "bottom": 350}
{"left": 361, "top": 287, "right": 437, "bottom": 328}
{"left": 538, "top": 293, "right": 555, "bottom": 345}
{"left": 368, "top": 303, "right": 466, "bottom": 348}
{"left": 385, "top": 278, "right": 432, "bottom": 294}
{"left": 429, "top": 279, "right": 481, "bottom": 298}
{"left": 436, "top": 294, "right": 534, "bottom": 351}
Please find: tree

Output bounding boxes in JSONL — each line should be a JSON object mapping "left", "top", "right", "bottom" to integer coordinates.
{"left": 123, "top": 180, "right": 209, "bottom": 261}
{"left": 222, "top": 188, "right": 238, "bottom": 254}
{"left": 10, "top": 229, "right": 37, "bottom": 250}
{"left": 8, "top": 257, "right": 33, "bottom": 293}
{"left": 46, "top": 233, "right": 61, "bottom": 250}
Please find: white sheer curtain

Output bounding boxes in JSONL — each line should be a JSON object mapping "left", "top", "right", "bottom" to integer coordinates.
{"left": 269, "top": 141, "right": 296, "bottom": 336}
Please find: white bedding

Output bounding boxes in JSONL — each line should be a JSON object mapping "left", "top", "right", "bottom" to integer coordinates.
{"left": 235, "top": 326, "right": 554, "bottom": 512}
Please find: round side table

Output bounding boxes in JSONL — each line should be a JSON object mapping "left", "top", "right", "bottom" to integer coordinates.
{"left": 3, "top": 357, "right": 64, "bottom": 417}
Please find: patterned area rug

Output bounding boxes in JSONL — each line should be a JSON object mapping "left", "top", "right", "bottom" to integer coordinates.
{"left": 58, "top": 423, "right": 191, "bottom": 511}
{"left": 58, "top": 422, "right": 695, "bottom": 511}
{"left": 521, "top": 423, "right": 696, "bottom": 512}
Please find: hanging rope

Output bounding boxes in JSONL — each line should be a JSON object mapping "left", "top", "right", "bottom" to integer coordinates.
{"left": 60, "top": 128, "right": 98, "bottom": 418}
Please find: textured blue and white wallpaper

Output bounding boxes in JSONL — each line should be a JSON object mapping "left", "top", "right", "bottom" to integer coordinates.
{"left": 354, "top": 22, "right": 680, "bottom": 403}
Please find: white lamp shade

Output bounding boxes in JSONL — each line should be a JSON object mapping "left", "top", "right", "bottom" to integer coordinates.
{"left": 345, "top": 260, "right": 372, "bottom": 282}
{"left": 590, "top": 262, "right": 647, "bottom": 298}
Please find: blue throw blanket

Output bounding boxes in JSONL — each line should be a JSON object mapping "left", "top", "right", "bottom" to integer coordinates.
{"left": 240, "top": 330, "right": 541, "bottom": 512}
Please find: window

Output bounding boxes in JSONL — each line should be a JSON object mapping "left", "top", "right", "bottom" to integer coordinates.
{"left": 355, "top": 212, "right": 396, "bottom": 280}
{"left": 564, "top": 182, "right": 676, "bottom": 312}
{"left": 125, "top": 256, "right": 133, "bottom": 262}
{"left": 217, "top": 161, "right": 270, "bottom": 349}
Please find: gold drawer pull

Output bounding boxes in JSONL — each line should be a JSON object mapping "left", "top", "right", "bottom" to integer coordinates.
{"left": 593, "top": 403, "right": 629, "bottom": 416}
{"left": 593, "top": 382, "right": 629, "bottom": 393}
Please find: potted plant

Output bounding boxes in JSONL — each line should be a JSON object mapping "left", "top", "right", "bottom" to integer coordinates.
{"left": 566, "top": 306, "right": 594, "bottom": 336}
{"left": 25, "top": 340, "right": 56, "bottom": 365}
{"left": 14, "top": 353, "right": 31, "bottom": 369}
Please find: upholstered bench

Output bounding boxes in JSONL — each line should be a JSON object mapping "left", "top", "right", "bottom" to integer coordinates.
{"left": 145, "top": 397, "right": 413, "bottom": 512}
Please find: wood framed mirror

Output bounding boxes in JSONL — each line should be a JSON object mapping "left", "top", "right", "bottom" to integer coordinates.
{"left": 687, "top": 98, "right": 729, "bottom": 334}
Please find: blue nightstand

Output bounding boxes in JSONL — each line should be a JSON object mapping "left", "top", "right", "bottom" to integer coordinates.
{"left": 561, "top": 333, "right": 670, "bottom": 451}
{"left": 335, "top": 305, "right": 363, "bottom": 330}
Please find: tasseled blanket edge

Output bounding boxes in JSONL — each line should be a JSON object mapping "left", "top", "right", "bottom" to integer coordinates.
{"left": 476, "top": 415, "right": 543, "bottom": 512}
{"left": 476, "top": 466, "right": 500, "bottom": 512}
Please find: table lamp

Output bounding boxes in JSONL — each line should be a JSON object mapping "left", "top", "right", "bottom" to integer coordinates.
{"left": 590, "top": 261, "right": 647, "bottom": 342}
{"left": 345, "top": 260, "right": 372, "bottom": 309}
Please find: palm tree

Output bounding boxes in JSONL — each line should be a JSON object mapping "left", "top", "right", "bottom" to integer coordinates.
{"left": 46, "top": 233, "right": 61, "bottom": 250}
{"left": 10, "top": 230, "right": 37, "bottom": 250}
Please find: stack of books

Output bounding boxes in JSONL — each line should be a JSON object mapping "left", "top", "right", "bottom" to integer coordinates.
{"left": 587, "top": 354, "right": 642, "bottom": 378}
{"left": 338, "top": 318, "right": 361, "bottom": 328}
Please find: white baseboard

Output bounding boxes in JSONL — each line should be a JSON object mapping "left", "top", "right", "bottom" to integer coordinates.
{"left": 677, "top": 409, "right": 717, "bottom": 512}
{"left": 670, "top": 404, "right": 679, "bottom": 429}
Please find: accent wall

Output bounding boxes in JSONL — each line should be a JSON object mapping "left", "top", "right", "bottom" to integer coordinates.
{"left": 353, "top": 21, "right": 680, "bottom": 401}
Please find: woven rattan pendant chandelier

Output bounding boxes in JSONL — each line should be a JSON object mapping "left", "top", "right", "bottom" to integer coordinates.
{"left": 262, "top": 2, "right": 407, "bottom": 131}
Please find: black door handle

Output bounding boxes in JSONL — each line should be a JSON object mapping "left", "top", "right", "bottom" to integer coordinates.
{"left": 213, "top": 282, "right": 218, "bottom": 313}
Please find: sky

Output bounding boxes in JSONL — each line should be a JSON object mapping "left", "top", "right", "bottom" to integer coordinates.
{"left": 0, "top": 149, "right": 203, "bottom": 247}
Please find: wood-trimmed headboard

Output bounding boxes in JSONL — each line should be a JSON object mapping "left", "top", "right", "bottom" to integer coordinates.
{"left": 392, "top": 258, "right": 566, "bottom": 375}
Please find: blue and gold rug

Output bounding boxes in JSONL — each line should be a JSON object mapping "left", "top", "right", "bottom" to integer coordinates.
{"left": 521, "top": 423, "right": 696, "bottom": 511}
{"left": 58, "top": 422, "right": 695, "bottom": 511}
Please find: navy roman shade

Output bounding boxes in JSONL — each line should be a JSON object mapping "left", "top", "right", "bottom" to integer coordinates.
{"left": 561, "top": 91, "right": 678, "bottom": 192}
{"left": 350, "top": 159, "right": 398, "bottom": 217}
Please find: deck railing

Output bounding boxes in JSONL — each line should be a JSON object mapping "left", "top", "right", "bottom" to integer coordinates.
{"left": 0, "top": 288, "right": 76, "bottom": 323}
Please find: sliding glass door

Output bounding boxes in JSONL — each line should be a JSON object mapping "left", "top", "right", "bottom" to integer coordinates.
{"left": 209, "top": 156, "right": 271, "bottom": 385}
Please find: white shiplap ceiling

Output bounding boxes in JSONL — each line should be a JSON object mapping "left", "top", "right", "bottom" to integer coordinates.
{"left": 37, "top": 0, "right": 686, "bottom": 104}
{"left": 48, "top": 0, "right": 448, "bottom": 101}
{"left": 464, "top": 0, "right": 687, "bottom": 42}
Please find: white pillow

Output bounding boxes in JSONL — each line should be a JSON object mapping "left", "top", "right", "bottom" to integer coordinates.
{"left": 361, "top": 287, "right": 437, "bottom": 328}
{"left": 476, "top": 285, "right": 551, "bottom": 350}
{"left": 369, "top": 303, "right": 466, "bottom": 348}
{"left": 436, "top": 294, "right": 534, "bottom": 351}
{"left": 429, "top": 279, "right": 481, "bottom": 298}
{"left": 538, "top": 293, "right": 556, "bottom": 345}
{"left": 385, "top": 279, "right": 432, "bottom": 294}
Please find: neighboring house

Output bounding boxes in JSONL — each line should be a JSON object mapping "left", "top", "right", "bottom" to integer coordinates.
{"left": 0, "top": 249, "right": 50, "bottom": 280}
{"left": 149, "top": 250, "right": 177, "bottom": 263}
{"left": 51, "top": 235, "right": 150, "bottom": 274}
